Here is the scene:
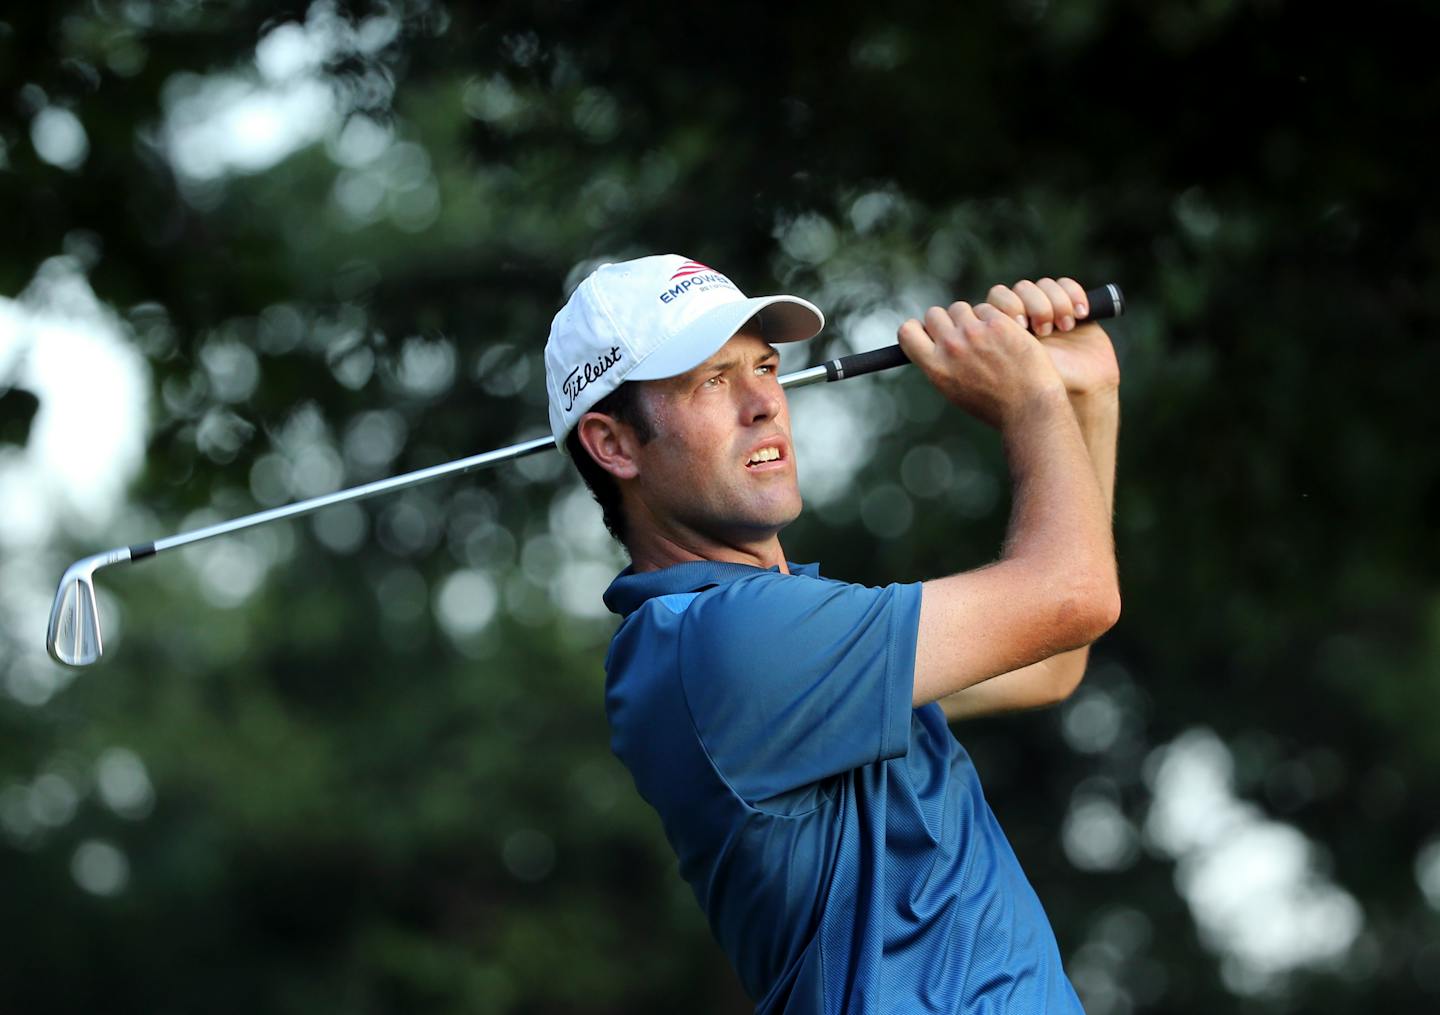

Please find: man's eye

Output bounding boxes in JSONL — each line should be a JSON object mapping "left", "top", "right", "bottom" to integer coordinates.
{"left": 702, "top": 375, "right": 722, "bottom": 388}
{"left": 757, "top": 363, "right": 776, "bottom": 376}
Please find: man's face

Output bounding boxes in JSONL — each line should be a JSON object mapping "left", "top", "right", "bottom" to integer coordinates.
{"left": 629, "top": 330, "right": 801, "bottom": 548}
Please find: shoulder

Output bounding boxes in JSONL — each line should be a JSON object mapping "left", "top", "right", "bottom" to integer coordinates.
{"left": 687, "top": 570, "right": 850, "bottom": 626}
{"left": 683, "top": 571, "right": 920, "bottom": 661}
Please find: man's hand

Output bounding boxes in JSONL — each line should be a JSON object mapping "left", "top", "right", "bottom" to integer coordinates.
{"left": 896, "top": 300, "right": 1067, "bottom": 429}
{"left": 984, "top": 278, "right": 1120, "bottom": 398}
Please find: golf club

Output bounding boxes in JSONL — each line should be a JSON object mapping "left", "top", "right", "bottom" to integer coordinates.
{"left": 45, "top": 283, "right": 1124, "bottom": 667}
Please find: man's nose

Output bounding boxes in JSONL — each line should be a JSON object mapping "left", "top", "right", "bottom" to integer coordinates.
{"left": 739, "top": 373, "right": 782, "bottom": 424}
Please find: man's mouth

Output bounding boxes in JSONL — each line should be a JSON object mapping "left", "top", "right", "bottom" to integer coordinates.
{"left": 745, "top": 443, "right": 787, "bottom": 470}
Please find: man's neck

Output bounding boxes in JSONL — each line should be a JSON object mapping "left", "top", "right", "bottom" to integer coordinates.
{"left": 626, "top": 528, "right": 790, "bottom": 575}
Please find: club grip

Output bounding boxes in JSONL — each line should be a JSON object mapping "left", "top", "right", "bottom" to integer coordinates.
{"left": 822, "top": 282, "right": 1125, "bottom": 383}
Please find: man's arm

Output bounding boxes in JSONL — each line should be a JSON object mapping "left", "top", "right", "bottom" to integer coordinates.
{"left": 924, "top": 277, "right": 1121, "bottom": 720}
{"left": 899, "top": 298, "right": 1120, "bottom": 709}
{"left": 938, "top": 390, "right": 1118, "bottom": 721}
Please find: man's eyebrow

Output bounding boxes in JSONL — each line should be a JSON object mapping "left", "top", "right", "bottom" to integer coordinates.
{"left": 688, "top": 346, "right": 780, "bottom": 381}
{"left": 698, "top": 356, "right": 737, "bottom": 375}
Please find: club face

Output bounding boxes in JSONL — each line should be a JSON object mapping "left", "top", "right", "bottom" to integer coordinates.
{"left": 47, "top": 563, "right": 104, "bottom": 667}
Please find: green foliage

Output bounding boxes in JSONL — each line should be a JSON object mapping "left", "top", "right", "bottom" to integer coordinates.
{"left": 2, "top": 0, "right": 1437, "bottom": 1012}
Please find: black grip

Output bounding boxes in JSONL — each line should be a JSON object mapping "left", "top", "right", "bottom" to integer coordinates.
{"left": 823, "top": 283, "right": 1125, "bottom": 383}
{"left": 823, "top": 344, "right": 911, "bottom": 380}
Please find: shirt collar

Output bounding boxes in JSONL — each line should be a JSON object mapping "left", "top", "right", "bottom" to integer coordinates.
{"left": 603, "top": 559, "right": 821, "bottom": 618}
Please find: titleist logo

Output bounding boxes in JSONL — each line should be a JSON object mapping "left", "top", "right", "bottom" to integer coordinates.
{"left": 563, "top": 346, "right": 622, "bottom": 411}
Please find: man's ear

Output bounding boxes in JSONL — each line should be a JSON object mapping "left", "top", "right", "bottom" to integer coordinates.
{"left": 576, "top": 412, "right": 642, "bottom": 480}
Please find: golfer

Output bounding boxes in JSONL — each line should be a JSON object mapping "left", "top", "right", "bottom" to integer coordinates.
{"left": 544, "top": 254, "right": 1120, "bottom": 1013}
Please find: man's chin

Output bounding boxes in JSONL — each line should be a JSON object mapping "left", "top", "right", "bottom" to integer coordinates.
{"left": 706, "top": 500, "right": 802, "bottom": 545}
{"left": 745, "top": 494, "right": 804, "bottom": 538}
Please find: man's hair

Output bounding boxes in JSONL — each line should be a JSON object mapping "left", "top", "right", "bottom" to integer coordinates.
{"left": 565, "top": 381, "right": 655, "bottom": 545}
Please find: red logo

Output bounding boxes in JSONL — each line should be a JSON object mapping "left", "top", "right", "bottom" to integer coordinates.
{"left": 669, "top": 260, "right": 714, "bottom": 280}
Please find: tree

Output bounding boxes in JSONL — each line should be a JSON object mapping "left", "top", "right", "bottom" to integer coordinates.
{"left": 2, "top": 1, "right": 1436, "bottom": 1011}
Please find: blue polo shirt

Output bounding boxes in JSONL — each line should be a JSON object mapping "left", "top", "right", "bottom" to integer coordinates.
{"left": 602, "top": 560, "right": 1082, "bottom": 1014}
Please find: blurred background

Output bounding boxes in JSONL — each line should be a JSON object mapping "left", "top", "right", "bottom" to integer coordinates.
{"left": 2, "top": 1, "right": 1436, "bottom": 1011}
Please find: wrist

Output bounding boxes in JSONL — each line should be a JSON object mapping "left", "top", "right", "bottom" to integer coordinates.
{"left": 1000, "top": 382, "right": 1073, "bottom": 433}
{"left": 1069, "top": 386, "right": 1120, "bottom": 421}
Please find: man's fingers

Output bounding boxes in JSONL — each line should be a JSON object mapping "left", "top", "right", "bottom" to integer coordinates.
{"left": 898, "top": 316, "right": 929, "bottom": 347}
{"left": 972, "top": 302, "right": 1012, "bottom": 328}
{"left": 897, "top": 317, "right": 938, "bottom": 367}
{"left": 984, "top": 286, "right": 1028, "bottom": 330}
{"left": 909, "top": 277, "right": 1092, "bottom": 363}
{"left": 1035, "top": 278, "right": 1076, "bottom": 332}
{"left": 1057, "top": 277, "right": 1089, "bottom": 319}
{"left": 947, "top": 300, "right": 982, "bottom": 339}
{"left": 987, "top": 276, "right": 1097, "bottom": 334}
{"left": 1013, "top": 280, "right": 1055, "bottom": 337}
{"left": 924, "top": 304, "right": 956, "bottom": 338}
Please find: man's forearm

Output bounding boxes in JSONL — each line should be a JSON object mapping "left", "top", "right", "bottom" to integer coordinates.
{"left": 915, "top": 383, "right": 1119, "bottom": 708}
{"left": 996, "top": 388, "right": 1117, "bottom": 610}
{"left": 936, "top": 389, "right": 1120, "bottom": 720}
{"left": 1071, "top": 390, "right": 1119, "bottom": 519}
{"left": 1026, "top": 391, "right": 1118, "bottom": 682}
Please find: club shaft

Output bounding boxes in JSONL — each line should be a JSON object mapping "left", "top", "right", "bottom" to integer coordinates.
{"left": 128, "top": 281, "right": 1124, "bottom": 560}
{"left": 777, "top": 364, "right": 829, "bottom": 390}
{"left": 145, "top": 434, "right": 556, "bottom": 556}
{"left": 133, "top": 364, "right": 866, "bottom": 556}
{"left": 146, "top": 371, "right": 817, "bottom": 558}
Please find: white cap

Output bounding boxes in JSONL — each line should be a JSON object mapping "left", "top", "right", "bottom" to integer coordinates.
{"left": 544, "top": 254, "right": 824, "bottom": 451}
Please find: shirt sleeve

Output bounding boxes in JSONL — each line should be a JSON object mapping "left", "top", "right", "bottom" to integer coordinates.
{"left": 677, "top": 571, "right": 921, "bottom": 805}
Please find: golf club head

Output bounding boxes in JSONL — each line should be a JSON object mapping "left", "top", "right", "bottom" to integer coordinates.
{"left": 46, "top": 550, "right": 128, "bottom": 667}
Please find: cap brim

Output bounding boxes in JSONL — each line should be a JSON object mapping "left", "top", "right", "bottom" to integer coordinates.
{"left": 627, "top": 295, "right": 824, "bottom": 382}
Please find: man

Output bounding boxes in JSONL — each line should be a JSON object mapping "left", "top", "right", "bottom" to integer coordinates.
{"left": 544, "top": 254, "right": 1120, "bottom": 1013}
